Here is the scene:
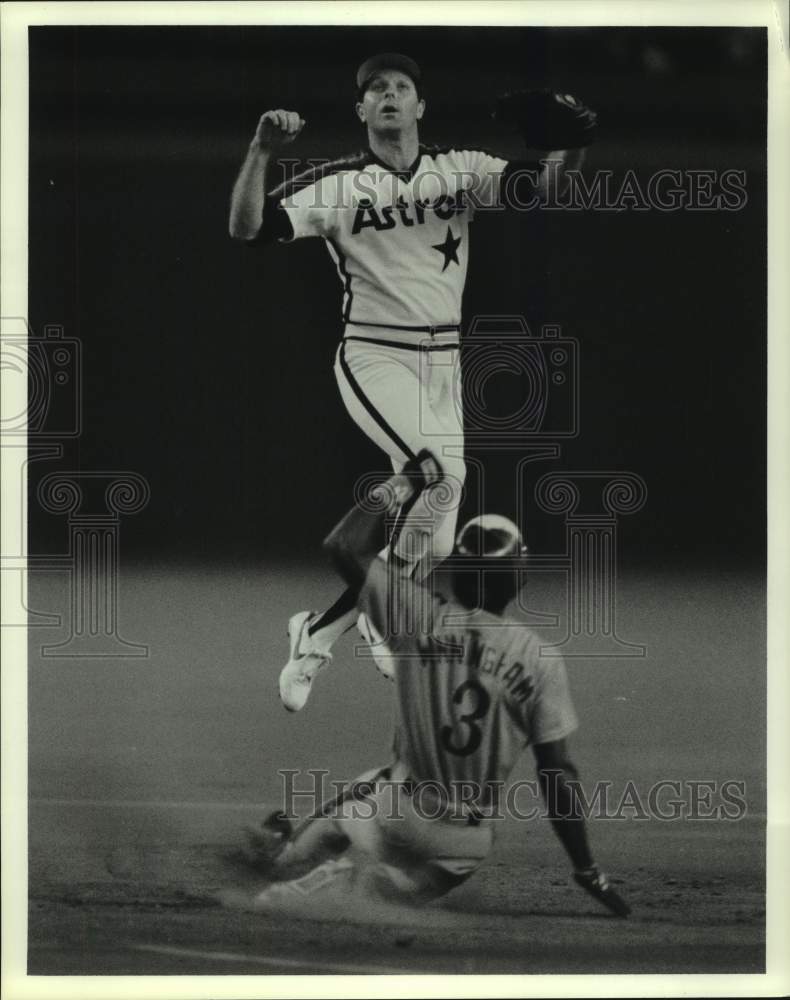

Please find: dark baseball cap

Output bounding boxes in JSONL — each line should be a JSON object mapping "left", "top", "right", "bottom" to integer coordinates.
{"left": 356, "top": 52, "right": 421, "bottom": 93}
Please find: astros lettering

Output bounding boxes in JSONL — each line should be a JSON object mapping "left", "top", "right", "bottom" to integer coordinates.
{"left": 351, "top": 192, "right": 468, "bottom": 234}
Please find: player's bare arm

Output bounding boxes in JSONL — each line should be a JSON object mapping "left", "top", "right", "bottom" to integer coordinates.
{"left": 534, "top": 738, "right": 630, "bottom": 917}
{"left": 533, "top": 737, "right": 594, "bottom": 871}
{"left": 228, "top": 109, "right": 305, "bottom": 241}
{"left": 535, "top": 147, "right": 586, "bottom": 204}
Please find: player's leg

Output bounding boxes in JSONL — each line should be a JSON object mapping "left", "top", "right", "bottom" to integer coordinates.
{"left": 370, "top": 766, "right": 494, "bottom": 904}
{"left": 280, "top": 341, "right": 463, "bottom": 709}
{"left": 252, "top": 766, "right": 385, "bottom": 907}
{"left": 336, "top": 341, "right": 466, "bottom": 573}
{"left": 354, "top": 426, "right": 465, "bottom": 679}
{"left": 280, "top": 343, "right": 424, "bottom": 710}
{"left": 339, "top": 767, "right": 493, "bottom": 906}
{"left": 341, "top": 341, "right": 466, "bottom": 674}
{"left": 252, "top": 766, "right": 442, "bottom": 907}
{"left": 387, "top": 343, "right": 466, "bottom": 576}
{"left": 336, "top": 341, "right": 466, "bottom": 674}
{"left": 253, "top": 764, "right": 492, "bottom": 909}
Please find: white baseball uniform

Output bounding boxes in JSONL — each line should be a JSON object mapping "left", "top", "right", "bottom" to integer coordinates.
{"left": 268, "top": 145, "right": 510, "bottom": 564}
{"left": 266, "top": 561, "right": 578, "bottom": 904}
{"left": 360, "top": 558, "right": 579, "bottom": 798}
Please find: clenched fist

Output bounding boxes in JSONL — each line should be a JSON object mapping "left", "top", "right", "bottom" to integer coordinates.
{"left": 253, "top": 110, "right": 305, "bottom": 151}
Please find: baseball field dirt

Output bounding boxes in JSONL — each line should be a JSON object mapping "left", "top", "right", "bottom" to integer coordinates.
{"left": 24, "top": 563, "right": 766, "bottom": 975}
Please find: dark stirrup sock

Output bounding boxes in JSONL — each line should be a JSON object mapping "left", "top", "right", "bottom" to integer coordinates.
{"left": 307, "top": 585, "right": 359, "bottom": 637}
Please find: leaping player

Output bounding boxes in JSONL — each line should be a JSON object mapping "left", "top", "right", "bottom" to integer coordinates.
{"left": 229, "top": 53, "right": 596, "bottom": 711}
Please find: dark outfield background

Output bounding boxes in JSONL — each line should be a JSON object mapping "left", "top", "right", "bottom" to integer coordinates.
{"left": 28, "top": 25, "right": 766, "bottom": 567}
{"left": 25, "top": 26, "right": 767, "bottom": 974}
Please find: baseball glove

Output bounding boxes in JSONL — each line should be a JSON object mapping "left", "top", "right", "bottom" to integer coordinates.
{"left": 493, "top": 89, "right": 598, "bottom": 149}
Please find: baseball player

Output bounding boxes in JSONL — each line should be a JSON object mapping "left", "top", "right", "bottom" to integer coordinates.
{"left": 228, "top": 53, "right": 597, "bottom": 711}
{"left": 243, "top": 451, "right": 629, "bottom": 915}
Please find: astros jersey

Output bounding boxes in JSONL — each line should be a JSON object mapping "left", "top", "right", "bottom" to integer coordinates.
{"left": 360, "top": 559, "right": 578, "bottom": 805}
{"left": 269, "top": 146, "right": 508, "bottom": 329}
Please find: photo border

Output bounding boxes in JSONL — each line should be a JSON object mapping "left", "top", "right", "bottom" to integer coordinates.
{"left": 2, "top": 2, "right": 787, "bottom": 998}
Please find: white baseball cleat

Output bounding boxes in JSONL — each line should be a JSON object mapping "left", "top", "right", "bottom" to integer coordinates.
{"left": 279, "top": 611, "right": 332, "bottom": 712}
{"left": 357, "top": 612, "right": 395, "bottom": 681}
{"left": 253, "top": 857, "right": 355, "bottom": 909}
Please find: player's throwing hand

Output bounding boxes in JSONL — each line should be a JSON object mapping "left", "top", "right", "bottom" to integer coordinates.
{"left": 253, "top": 110, "right": 306, "bottom": 151}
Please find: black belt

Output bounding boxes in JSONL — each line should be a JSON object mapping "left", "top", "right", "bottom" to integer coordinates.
{"left": 346, "top": 320, "right": 460, "bottom": 334}
{"left": 344, "top": 322, "right": 460, "bottom": 352}
{"left": 344, "top": 336, "right": 459, "bottom": 352}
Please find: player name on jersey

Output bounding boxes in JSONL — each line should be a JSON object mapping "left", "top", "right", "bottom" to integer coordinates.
{"left": 416, "top": 626, "right": 535, "bottom": 703}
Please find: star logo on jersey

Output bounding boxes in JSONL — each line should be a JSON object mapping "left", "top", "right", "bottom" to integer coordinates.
{"left": 431, "top": 227, "right": 462, "bottom": 272}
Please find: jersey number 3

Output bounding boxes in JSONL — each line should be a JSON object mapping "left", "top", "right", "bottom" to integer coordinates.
{"left": 440, "top": 679, "right": 491, "bottom": 757}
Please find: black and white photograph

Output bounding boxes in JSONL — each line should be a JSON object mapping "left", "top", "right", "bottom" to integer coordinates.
{"left": 1, "top": 1, "right": 788, "bottom": 994}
